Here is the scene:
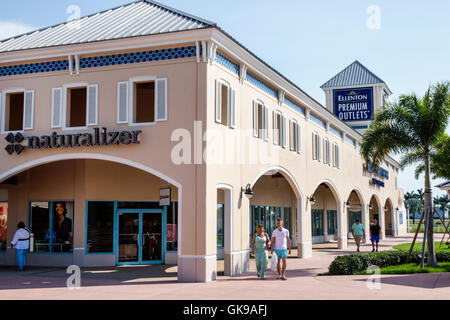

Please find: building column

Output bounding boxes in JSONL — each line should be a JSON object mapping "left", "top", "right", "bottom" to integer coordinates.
{"left": 297, "top": 198, "right": 312, "bottom": 258}
{"left": 363, "top": 204, "right": 370, "bottom": 244}
{"left": 380, "top": 207, "right": 386, "bottom": 240}
{"left": 337, "top": 203, "right": 347, "bottom": 249}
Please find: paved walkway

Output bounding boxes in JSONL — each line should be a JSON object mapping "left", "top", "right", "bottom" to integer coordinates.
{"left": 0, "top": 234, "right": 448, "bottom": 300}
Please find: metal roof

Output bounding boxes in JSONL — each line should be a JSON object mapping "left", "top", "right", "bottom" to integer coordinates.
{"left": 0, "top": 0, "right": 215, "bottom": 53}
{"left": 321, "top": 60, "right": 386, "bottom": 89}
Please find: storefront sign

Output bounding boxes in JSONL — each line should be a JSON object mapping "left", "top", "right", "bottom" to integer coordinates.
{"left": 167, "top": 224, "right": 177, "bottom": 242}
{"left": 4, "top": 128, "right": 142, "bottom": 155}
{"left": 160, "top": 188, "right": 171, "bottom": 206}
{"left": 371, "top": 178, "right": 385, "bottom": 187}
{"left": 333, "top": 88, "right": 373, "bottom": 122}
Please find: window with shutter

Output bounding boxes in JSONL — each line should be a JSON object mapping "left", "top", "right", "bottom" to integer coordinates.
{"left": 230, "top": 89, "right": 236, "bottom": 128}
{"left": 156, "top": 78, "right": 168, "bottom": 122}
{"left": 87, "top": 84, "right": 98, "bottom": 126}
{"left": 215, "top": 80, "right": 222, "bottom": 124}
{"left": 254, "top": 100, "right": 265, "bottom": 140}
{"left": 52, "top": 88, "right": 63, "bottom": 128}
{"left": 117, "top": 82, "right": 129, "bottom": 124}
{"left": 253, "top": 101, "right": 258, "bottom": 137}
{"left": 264, "top": 106, "right": 269, "bottom": 141}
{"left": 1, "top": 89, "right": 34, "bottom": 132}
{"left": 64, "top": 86, "right": 87, "bottom": 129}
{"left": 23, "top": 90, "right": 34, "bottom": 130}
{"left": 289, "top": 120, "right": 295, "bottom": 151}
{"left": 281, "top": 116, "right": 286, "bottom": 148}
{"left": 215, "top": 79, "right": 235, "bottom": 129}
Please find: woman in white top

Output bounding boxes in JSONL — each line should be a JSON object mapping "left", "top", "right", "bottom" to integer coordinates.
{"left": 11, "top": 222, "right": 30, "bottom": 271}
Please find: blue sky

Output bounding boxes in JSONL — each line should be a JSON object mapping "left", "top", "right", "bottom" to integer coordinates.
{"left": 1, "top": 0, "right": 449, "bottom": 197}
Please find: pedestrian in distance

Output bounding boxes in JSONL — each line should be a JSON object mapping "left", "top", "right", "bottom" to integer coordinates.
{"left": 351, "top": 219, "right": 365, "bottom": 252}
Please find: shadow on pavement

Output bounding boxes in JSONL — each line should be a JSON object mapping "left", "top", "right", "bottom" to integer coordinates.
{"left": 353, "top": 273, "right": 450, "bottom": 289}
{"left": 0, "top": 265, "right": 179, "bottom": 291}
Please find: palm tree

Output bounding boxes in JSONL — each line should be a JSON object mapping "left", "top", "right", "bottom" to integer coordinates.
{"left": 412, "top": 134, "right": 450, "bottom": 180}
{"left": 361, "top": 81, "right": 450, "bottom": 267}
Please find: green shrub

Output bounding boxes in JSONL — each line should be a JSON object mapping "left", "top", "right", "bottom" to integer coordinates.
{"left": 328, "top": 250, "right": 450, "bottom": 275}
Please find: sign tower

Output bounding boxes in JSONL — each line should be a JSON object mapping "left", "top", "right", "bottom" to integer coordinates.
{"left": 321, "top": 60, "right": 392, "bottom": 134}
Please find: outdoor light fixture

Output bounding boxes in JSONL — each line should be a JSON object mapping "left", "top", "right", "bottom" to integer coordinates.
{"left": 241, "top": 184, "right": 254, "bottom": 199}
{"left": 368, "top": 204, "right": 374, "bottom": 210}
{"left": 384, "top": 206, "right": 389, "bottom": 212}
{"left": 309, "top": 196, "right": 316, "bottom": 205}
{"left": 345, "top": 201, "right": 352, "bottom": 207}
{"left": 396, "top": 207, "right": 399, "bottom": 212}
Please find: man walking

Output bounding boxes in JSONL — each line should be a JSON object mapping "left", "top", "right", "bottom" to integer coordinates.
{"left": 370, "top": 219, "right": 382, "bottom": 252}
{"left": 271, "top": 218, "right": 291, "bottom": 280}
{"left": 11, "top": 222, "right": 30, "bottom": 271}
{"left": 351, "top": 219, "right": 365, "bottom": 252}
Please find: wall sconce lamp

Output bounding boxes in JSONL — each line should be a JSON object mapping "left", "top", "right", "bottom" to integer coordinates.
{"left": 345, "top": 201, "right": 352, "bottom": 207}
{"left": 368, "top": 204, "right": 374, "bottom": 210}
{"left": 384, "top": 206, "right": 389, "bottom": 212}
{"left": 395, "top": 207, "right": 399, "bottom": 212}
{"left": 241, "top": 184, "right": 254, "bottom": 200}
{"left": 309, "top": 196, "right": 316, "bottom": 205}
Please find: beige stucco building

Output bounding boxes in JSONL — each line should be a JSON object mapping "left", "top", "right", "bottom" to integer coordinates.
{"left": 0, "top": 0, "right": 407, "bottom": 282}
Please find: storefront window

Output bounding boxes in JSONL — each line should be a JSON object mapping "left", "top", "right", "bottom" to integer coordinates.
{"left": 250, "top": 206, "right": 293, "bottom": 243}
{"left": 30, "top": 201, "right": 74, "bottom": 253}
{"left": 312, "top": 209, "right": 324, "bottom": 236}
{"left": 0, "top": 202, "right": 7, "bottom": 251}
{"left": 348, "top": 211, "right": 362, "bottom": 233}
{"left": 87, "top": 202, "right": 114, "bottom": 253}
{"left": 327, "top": 210, "right": 337, "bottom": 235}
{"left": 217, "top": 204, "right": 224, "bottom": 248}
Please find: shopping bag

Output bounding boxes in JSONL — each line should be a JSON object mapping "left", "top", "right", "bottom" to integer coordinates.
{"left": 270, "top": 253, "right": 278, "bottom": 273}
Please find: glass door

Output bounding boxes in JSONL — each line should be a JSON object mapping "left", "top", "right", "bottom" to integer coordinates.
{"left": 116, "top": 209, "right": 165, "bottom": 265}
{"left": 118, "top": 212, "right": 140, "bottom": 263}
{"left": 141, "top": 212, "right": 163, "bottom": 262}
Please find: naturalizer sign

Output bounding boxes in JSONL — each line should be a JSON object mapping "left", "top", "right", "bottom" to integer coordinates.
{"left": 4, "top": 127, "right": 142, "bottom": 155}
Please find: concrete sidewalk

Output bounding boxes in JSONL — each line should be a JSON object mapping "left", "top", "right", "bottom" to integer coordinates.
{"left": 0, "top": 234, "right": 448, "bottom": 300}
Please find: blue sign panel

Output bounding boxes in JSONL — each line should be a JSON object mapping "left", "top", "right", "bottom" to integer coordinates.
{"left": 333, "top": 88, "right": 373, "bottom": 122}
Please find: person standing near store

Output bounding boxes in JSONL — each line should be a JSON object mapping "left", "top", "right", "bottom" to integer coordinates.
{"left": 271, "top": 218, "right": 291, "bottom": 280}
{"left": 351, "top": 219, "right": 365, "bottom": 252}
{"left": 11, "top": 222, "right": 30, "bottom": 271}
{"left": 370, "top": 219, "right": 382, "bottom": 252}
{"left": 251, "top": 224, "right": 270, "bottom": 280}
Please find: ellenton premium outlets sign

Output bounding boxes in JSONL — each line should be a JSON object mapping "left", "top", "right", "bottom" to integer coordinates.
{"left": 333, "top": 87, "right": 373, "bottom": 122}
{"left": 4, "top": 128, "right": 142, "bottom": 155}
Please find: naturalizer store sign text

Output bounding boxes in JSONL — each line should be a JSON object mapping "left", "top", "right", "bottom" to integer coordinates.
{"left": 4, "top": 127, "right": 142, "bottom": 155}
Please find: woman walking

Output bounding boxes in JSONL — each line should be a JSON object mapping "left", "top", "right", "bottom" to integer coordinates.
{"left": 251, "top": 225, "right": 270, "bottom": 280}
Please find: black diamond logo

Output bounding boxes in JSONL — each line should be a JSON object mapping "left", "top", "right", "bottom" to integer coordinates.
{"left": 5, "top": 144, "right": 14, "bottom": 155}
{"left": 4, "top": 133, "right": 26, "bottom": 155}
{"left": 14, "top": 133, "right": 24, "bottom": 143}
{"left": 14, "top": 144, "right": 24, "bottom": 155}
{"left": 5, "top": 133, "right": 14, "bottom": 143}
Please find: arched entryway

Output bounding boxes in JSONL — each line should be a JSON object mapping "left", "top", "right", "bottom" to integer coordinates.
{"left": 250, "top": 167, "right": 309, "bottom": 258}
{"left": 384, "top": 198, "right": 394, "bottom": 236}
{"left": 346, "top": 189, "right": 367, "bottom": 242}
{"left": 369, "top": 195, "right": 383, "bottom": 239}
{"left": 0, "top": 154, "right": 184, "bottom": 278}
{"left": 310, "top": 181, "right": 343, "bottom": 249}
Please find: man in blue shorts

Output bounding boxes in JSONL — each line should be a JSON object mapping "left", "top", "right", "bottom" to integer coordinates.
{"left": 370, "top": 219, "right": 382, "bottom": 252}
{"left": 271, "top": 218, "right": 291, "bottom": 280}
